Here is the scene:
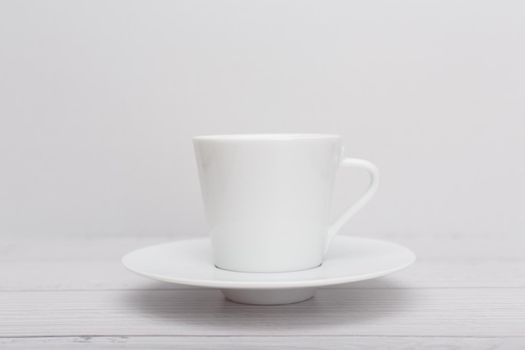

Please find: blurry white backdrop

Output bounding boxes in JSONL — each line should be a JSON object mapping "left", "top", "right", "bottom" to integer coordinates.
{"left": 1, "top": 0, "right": 523, "bottom": 238}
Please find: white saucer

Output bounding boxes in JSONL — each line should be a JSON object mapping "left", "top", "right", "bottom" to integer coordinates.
{"left": 122, "top": 236, "right": 415, "bottom": 305}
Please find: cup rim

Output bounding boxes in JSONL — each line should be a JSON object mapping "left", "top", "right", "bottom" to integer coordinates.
{"left": 193, "top": 133, "right": 340, "bottom": 141}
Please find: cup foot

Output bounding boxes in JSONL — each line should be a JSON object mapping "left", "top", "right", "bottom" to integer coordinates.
{"left": 221, "top": 288, "right": 316, "bottom": 305}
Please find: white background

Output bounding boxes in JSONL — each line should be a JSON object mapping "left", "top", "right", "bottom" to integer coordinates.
{"left": 1, "top": 0, "right": 523, "bottom": 238}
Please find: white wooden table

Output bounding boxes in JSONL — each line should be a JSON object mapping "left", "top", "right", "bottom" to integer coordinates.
{"left": 2, "top": 232, "right": 524, "bottom": 349}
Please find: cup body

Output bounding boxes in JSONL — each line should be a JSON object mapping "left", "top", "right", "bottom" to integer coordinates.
{"left": 193, "top": 134, "right": 342, "bottom": 272}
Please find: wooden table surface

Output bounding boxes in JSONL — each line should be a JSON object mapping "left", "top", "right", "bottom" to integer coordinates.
{"left": 2, "top": 232, "right": 524, "bottom": 349}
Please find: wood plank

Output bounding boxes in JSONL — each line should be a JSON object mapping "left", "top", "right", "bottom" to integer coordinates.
{"left": 1, "top": 288, "right": 524, "bottom": 337}
{"left": 2, "top": 235, "right": 523, "bottom": 262}
{"left": 2, "top": 234, "right": 524, "bottom": 291}
{"left": 2, "top": 259, "right": 525, "bottom": 291}
{"left": 1, "top": 336, "right": 524, "bottom": 349}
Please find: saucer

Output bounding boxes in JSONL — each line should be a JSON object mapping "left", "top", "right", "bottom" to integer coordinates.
{"left": 122, "top": 236, "right": 415, "bottom": 305}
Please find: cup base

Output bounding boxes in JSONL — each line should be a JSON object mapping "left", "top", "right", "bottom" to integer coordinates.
{"left": 214, "top": 262, "right": 323, "bottom": 274}
{"left": 221, "top": 288, "right": 316, "bottom": 305}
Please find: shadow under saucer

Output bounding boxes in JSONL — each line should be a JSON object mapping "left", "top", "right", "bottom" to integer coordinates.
{"left": 121, "top": 278, "right": 415, "bottom": 331}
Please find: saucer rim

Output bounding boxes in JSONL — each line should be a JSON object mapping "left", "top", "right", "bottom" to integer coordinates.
{"left": 122, "top": 236, "right": 416, "bottom": 290}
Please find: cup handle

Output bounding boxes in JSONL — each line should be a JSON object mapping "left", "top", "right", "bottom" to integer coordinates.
{"left": 324, "top": 158, "right": 379, "bottom": 254}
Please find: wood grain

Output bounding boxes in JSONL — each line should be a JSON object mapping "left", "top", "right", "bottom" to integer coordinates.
{"left": 2, "top": 288, "right": 524, "bottom": 337}
{"left": 3, "top": 235, "right": 524, "bottom": 262}
{"left": 2, "top": 234, "right": 524, "bottom": 348}
{"left": 2, "top": 260, "right": 525, "bottom": 291}
{"left": 1, "top": 336, "right": 524, "bottom": 350}
{"left": 2, "top": 235, "right": 524, "bottom": 291}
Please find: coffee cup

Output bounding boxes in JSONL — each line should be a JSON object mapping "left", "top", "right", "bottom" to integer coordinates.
{"left": 194, "top": 134, "right": 378, "bottom": 273}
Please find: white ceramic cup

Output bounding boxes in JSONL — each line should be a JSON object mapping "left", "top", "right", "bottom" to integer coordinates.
{"left": 193, "top": 134, "right": 379, "bottom": 273}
